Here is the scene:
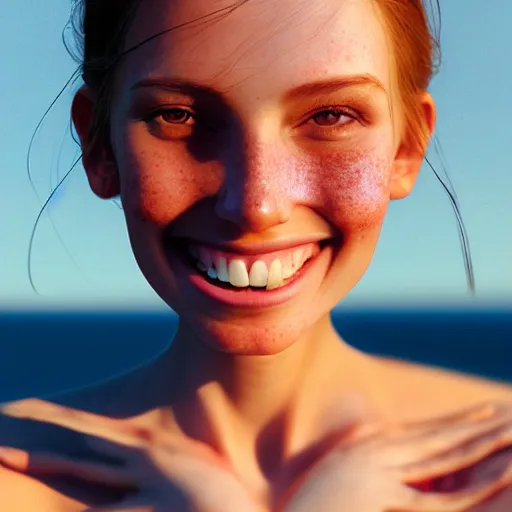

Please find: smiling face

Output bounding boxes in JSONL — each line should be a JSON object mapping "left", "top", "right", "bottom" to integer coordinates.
{"left": 74, "top": 0, "right": 435, "bottom": 355}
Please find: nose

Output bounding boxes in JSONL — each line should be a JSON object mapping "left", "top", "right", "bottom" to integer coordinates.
{"left": 214, "top": 140, "right": 293, "bottom": 233}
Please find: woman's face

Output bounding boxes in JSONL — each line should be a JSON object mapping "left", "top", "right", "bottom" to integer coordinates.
{"left": 92, "top": 0, "right": 427, "bottom": 354}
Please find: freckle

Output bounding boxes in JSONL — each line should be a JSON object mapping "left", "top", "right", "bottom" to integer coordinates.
{"left": 280, "top": 145, "right": 392, "bottom": 233}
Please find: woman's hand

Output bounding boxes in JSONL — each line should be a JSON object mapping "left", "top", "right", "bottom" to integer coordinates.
{"left": 280, "top": 402, "right": 512, "bottom": 512}
{"left": 4, "top": 400, "right": 512, "bottom": 512}
{"left": 0, "top": 399, "right": 268, "bottom": 512}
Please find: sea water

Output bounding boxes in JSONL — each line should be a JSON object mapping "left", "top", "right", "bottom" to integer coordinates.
{"left": 0, "top": 308, "right": 511, "bottom": 402}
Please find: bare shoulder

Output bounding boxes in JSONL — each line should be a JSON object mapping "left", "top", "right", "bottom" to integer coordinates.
{"left": 0, "top": 380, "right": 117, "bottom": 452}
{"left": 379, "top": 358, "right": 512, "bottom": 509}
{"left": 0, "top": 464, "right": 82, "bottom": 512}
{"left": 0, "top": 388, "right": 96, "bottom": 511}
{"left": 380, "top": 357, "right": 512, "bottom": 421}
{"left": 0, "top": 374, "right": 140, "bottom": 511}
{"left": 0, "top": 361, "right": 150, "bottom": 449}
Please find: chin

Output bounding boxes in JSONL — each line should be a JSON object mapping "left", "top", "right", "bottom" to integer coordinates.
{"left": 130, "top": 221, "right": 379, "bottom": 357}
{"left": 180, "top": 308, "right": 319, "bottom": 356}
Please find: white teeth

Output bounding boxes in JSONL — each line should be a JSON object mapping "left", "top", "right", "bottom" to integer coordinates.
{"left": 282, "top": 259, "right": 295, "bottom": 279}
{"left": 248, "top": 260, "right": 268, "bottom": 288}
{"left": 292, "top": 250, "right": 302, "bottom": 269}
{"left": 191, "top": 244, "right": 316, "bottom": 290}
{"left": 216, "top": 257, "right": 230, "bottom": 282}
{"left": 266, "top": 259, "right": 283, "bottom": 290}
{"left": 229, "top": 259, "right": 250, "bottom": 287}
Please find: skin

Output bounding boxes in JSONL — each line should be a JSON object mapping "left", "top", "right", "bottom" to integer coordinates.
{"left": 2, "top": 0, "right": 512, "bottom": 509}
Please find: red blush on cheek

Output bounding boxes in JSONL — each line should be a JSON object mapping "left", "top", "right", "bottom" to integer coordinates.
{"left": 292, "top": 147, "right": 393, "bottom": 232}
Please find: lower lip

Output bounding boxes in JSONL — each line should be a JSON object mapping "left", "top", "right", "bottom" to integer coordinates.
{"left": 166, "top": 243, "right": 332, "bottom": 309}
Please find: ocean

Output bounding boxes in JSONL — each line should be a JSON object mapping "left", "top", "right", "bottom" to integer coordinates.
{"left": 1, "top": 308, "right": 511, "bottom": 402}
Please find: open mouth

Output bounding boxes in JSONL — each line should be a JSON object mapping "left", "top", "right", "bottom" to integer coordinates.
{"left": 164, "top": 237, "right": 332, "bottom": 294}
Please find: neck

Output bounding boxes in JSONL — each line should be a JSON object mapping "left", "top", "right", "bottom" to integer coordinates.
{"left": 173, "top": 314, "right": 336, "bottom": 426}
{"left": 153, "top": 314, "right": 384, "bottom": 471}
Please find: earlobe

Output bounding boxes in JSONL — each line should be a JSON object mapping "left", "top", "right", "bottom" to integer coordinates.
{"left": 389, "top": 147, "right": 424, "bottom": 200}
{"left": 389, "top": 92, "right": 436, "bottom": 200}
{"left": 71, "top": 86, "right": 120, "bottom": 199}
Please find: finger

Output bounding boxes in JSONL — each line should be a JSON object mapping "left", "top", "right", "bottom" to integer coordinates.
{"left": 0, "top": 399, "right": 120, "bottom": 426}
{"left": 0, "top": 446, "right": 133, "bottom": 487}
{"left": 388, "top": 413, "right": 512, "bottom": 466}
{"left": 392, "top": 402, "right": 501, "bottom": 440}
{"left": 402, "top": 423, "right": 512, "bottom": 483}
{"left": 396, "top": 462, "right": 512, "bottom": 511}
{"left": 0, "top": 399, "right": 144, "bottom": 448}
{"left": 85, "top": 436, "right": 147, "bottom": 467}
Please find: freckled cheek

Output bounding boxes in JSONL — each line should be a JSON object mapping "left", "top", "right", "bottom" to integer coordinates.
{"left": 116, "top": 141, "right": 223, "bottom": 226}
{"left": 320, "top": 158, "right": 391, "bottom": 232}
{"left": 292, "top": 150, "right": 393, "bottom": 233}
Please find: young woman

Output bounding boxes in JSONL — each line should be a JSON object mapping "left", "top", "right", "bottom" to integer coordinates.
{"left": 1, "top": 0, "right": 512, "bottom": 510}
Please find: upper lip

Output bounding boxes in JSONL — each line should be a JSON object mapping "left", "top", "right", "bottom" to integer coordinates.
{"left": 176, "top": 234, "right": 335, "bottom": 256}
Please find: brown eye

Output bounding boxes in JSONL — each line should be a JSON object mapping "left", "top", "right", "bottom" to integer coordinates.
{"left": 159, "top": 108, "right": 195, "bottom": 125}
{"left": 311, "top": 109, "right": 352, "bottom": 127}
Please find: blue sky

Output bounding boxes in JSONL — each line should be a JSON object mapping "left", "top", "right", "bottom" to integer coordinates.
{"left": 1, "top": 0, "right": 511, "bottom": 310}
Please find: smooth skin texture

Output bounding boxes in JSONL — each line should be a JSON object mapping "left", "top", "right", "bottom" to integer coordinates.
{"left": 2, "top": 399, "right": 512, "bottom": 510}
{"left": 2, "top": 0, "right": 512, "bottom": 510}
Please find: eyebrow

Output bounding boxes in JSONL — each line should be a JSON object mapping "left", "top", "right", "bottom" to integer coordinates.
{"left": 131, "top": 78, "right": 217, "bottom": 96}
{"left": 131, "top": 73, "right": 386, "bottom": 99}
{"left": 281, "top": 74, "right": 387, "bottom": 101}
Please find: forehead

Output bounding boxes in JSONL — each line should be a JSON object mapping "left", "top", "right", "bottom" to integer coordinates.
{"left": 119, "top": 0, "right": 390, "bottom": 97}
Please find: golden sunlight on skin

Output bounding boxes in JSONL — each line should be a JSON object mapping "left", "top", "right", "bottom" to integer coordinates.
{"left": 66, "top": 0, "right": 462, "bottom": 502}
{"left": 3, "top": 0, "right": 512, "bottom": 511}
{"left": 85, "top": 0, "right": 409, "bottom": 488}
{"left": 108, "top": 0, "right": 399, "bottom": 352}
{"left": 0, "top": 466, "right": 83, "bottom": 512}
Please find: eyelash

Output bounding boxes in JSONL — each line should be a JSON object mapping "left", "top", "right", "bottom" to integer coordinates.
{"left": 305, "top": 107, "right": 358, "bottom": 128}
{"left": 144, "top": 105, "right": 359, "bottom": 130}
{"left": 145, "top": 107, "right": 197, "bottom": 125}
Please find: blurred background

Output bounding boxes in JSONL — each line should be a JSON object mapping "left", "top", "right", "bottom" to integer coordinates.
{"left": 1, "top": 0, "right": 511, "bottom": 400}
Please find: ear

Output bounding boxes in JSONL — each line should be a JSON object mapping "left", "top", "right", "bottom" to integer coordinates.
{"left": 389, "top": 92, "right": 436, "bottom": 200}
{"left": 71, "top": 86, "right": 120, "bottom": 199}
